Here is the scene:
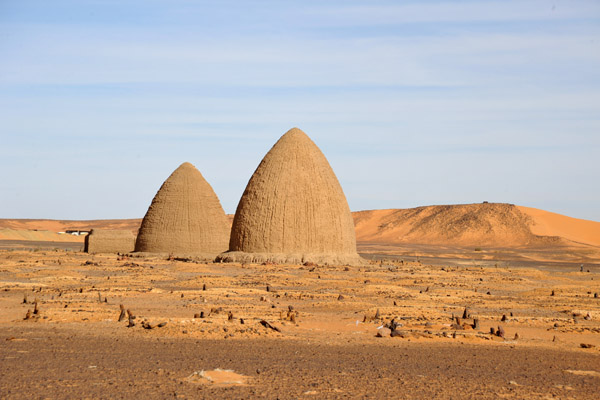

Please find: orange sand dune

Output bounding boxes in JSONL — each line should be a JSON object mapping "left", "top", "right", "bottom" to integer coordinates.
{"left": 0, "top": 228, "right": 83, "bottom": 242}
{"left": 519, "top": 206, "right": 600, "bottom": 247}
{"left": 0, "top": 219, "right": 142, "bottom": 234}
{"left": 353, "top": 203, "right": 600, "bottom": 248}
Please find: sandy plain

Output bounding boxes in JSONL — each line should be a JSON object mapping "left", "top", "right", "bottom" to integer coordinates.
{"left": 1, "top": 205, "right": 600, "bottom": 399}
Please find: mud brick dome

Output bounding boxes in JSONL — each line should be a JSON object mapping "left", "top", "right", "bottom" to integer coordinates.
{"left": 221, "top": 128, "right": 363, "bottom": 265}
{"left": 135, "top": 162, "right": 230, "bottom": 255}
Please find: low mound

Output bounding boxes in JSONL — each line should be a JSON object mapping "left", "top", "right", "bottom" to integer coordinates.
{"left": 353, "top": 203, "right": 600, "bottom": 248}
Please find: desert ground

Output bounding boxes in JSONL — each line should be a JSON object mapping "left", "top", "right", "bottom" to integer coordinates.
{"left": 1, "top": 204, "right": 599, "bottom": 399}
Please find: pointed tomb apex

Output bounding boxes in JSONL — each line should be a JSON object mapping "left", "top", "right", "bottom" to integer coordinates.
{"left": 135, "top": 162, "right": 230, "bottom": 257}
{"left": 219, "top": 127, "right": 364, "bottom": 265}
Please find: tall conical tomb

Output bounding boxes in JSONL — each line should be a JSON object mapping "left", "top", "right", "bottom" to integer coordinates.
{"left": 218, "top": 128, "right": 363, "bottom": 265}
{"left": 135, "top": 162, "right": 230, "bottom": 257}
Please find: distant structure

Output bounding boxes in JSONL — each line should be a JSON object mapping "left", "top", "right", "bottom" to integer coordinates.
{"left": 64, "top": 229, "right": 90, "bottom": 236}
{"left": 84, "top": 229, "right": 135, "bottom": 253}
{"left": 218, "top": 127, "right": 363, "bottom": 265}
{"left": 134, "top": 162, "right": 230, "bottom": 256}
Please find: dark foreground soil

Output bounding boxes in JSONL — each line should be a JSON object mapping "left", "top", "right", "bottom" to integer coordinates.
{"left": 1, "top": 325, "right": 598, "bottom": 399}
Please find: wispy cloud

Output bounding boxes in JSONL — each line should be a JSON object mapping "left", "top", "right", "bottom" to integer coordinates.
{"left": 0, "top": 0, "right": 598, "bottom": 220}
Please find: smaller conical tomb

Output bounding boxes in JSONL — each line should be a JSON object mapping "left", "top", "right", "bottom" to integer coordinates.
{"left": 135, "top": 162, "right": 230, "bottom": 257}
{"left": 218, "top": 128, "right": 363, "bottom": 265}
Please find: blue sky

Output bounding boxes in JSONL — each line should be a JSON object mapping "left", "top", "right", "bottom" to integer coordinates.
{"left": 1, "top": 0, "right": 599, "bottom": 221}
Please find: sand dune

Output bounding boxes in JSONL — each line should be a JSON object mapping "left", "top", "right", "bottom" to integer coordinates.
{"left": 519, "top": 206, "right": 600, "bottom": 247}
{"left": 353, "top": 203, "right": 600, "bottom": 248}
{"left": 0, "top": 228, "right": 82, "bottom": 242}
{"left": 0, "top": 219, "right": 142, "bottom": 234}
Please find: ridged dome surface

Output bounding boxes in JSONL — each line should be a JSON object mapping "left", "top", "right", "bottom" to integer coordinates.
{"left": 222, "top": 128, "right": 362, "bottom": 265}
{"left": 135, "top": 162, "right": 230, "bottom": 255}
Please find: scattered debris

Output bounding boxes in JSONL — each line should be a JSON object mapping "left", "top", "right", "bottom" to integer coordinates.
{"left": 462, "top": 307, "right": 470, "bottom": 319}
{"left": 82, "top": 261, "right": 99, "bottom": 266}
{"left": 496, "top": 326, "right": 505, "bottom": 338}
{"left": 118, "top": 304, "right": 126, "bottom": 322}
{"left": 142, "top": 320, "right": 167, "bottom": 330}
{"left": 127, "top": 309, "right": 135, "bottom": 328}
{"left": 259, "top": 320, "right": 280, "bottom": 332}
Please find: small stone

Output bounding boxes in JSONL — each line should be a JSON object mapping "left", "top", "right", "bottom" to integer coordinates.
{"left": 376, "top": 327, "right": 392, "bottom": 337}
{"left": 580, "top": 343, "right": 595, "bottom": 349}
{"left": 501, "top": 314, "right": 507, "bottom": 322}
{"left": 337, "top": 294, "right": 344, "bottom": 301}
{"left": 390, "top": 330, "right": 409, "bottom": 338}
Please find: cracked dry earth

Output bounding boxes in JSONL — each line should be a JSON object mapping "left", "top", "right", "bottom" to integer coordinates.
{"left": 0, "top": 249, "right": 599, "bottom": 399}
